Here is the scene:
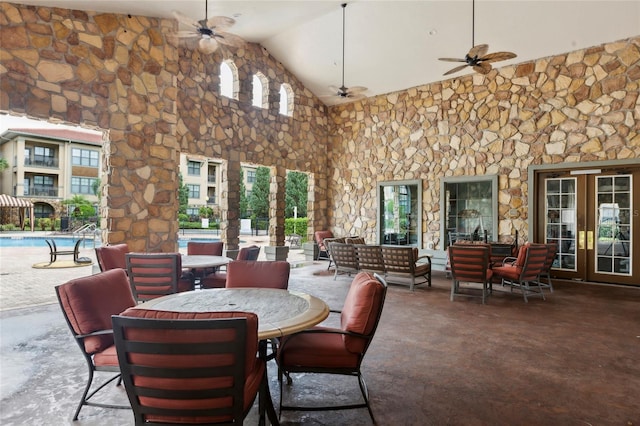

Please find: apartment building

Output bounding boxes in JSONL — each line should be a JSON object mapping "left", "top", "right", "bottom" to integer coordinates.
{"left": 0, "top": 128, "right": 103, "bottom": 219}
{"left": 179, "top": 153, "right": 257, "bottom": 218}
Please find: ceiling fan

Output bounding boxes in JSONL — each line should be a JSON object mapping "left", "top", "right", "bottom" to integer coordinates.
{"left": 322, "top": 3, "right": 367, "bottom": 102}
{"left": 439, "top": 0, "right": 516, "bottom": 76}
{"left": 173, "top": 0, "right": 246, "bottom": 54}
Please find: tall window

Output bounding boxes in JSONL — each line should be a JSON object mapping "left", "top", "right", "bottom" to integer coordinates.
{"left": 187, "top": 160, "right": 201, "bottom": 176}
{"left": 72, "top": 148, "right": 99, "bottom": 167}
{"left": 219, "top": 60, "right": 239, "bottom": 99}
{"left": 378, "top": 180, "right": 422, "bottom": 246}
{"left": 279, "top": 84, "right": 294, "bottom": 116}
{"left": 441, "top": 175, "right": 498, "bottom": 248}
{"left": 252, "top": 72, "right": 269, "bottom": 109}
{"left": 187, "top": 184, "right": 200, "bottom": 199}
{"left": 71, "top": 176, "right": 97, "bottom": 194}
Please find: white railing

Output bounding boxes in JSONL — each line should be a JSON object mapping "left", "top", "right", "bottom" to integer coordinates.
{"left": 72, "top": 223, "right": 100, "bottom": 248}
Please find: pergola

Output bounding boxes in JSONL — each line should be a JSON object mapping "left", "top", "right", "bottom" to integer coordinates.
{"left": 0, "top": 194, "right": 35, "bottom": 232}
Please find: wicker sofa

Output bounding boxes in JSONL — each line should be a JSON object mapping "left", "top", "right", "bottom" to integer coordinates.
{"left": 327, "top": 241, "right": 431, "bottom": 291}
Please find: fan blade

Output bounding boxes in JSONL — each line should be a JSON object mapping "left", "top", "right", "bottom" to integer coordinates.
{"left": 481, "top": 51, "right": 517, "bottom": 63}
{"left": 207, "top": 15, "right": 235, "bottom": 32}
{"left": 214, "top": 32, "right": 246, "bottom": 48}
{"left": 438, "top": 57, "right": 467, "bottom": 63}
{"left": 443, "top": 64, "right": 469, "bottom": 76}
{"left": 346, "top": 92, "right": 366, "bottom": 100}
{"left": 472, "top": 62, "right": 492, "bottom": 74}
{"left": 468, "top": 44, "right": 489, "bottom": 58}
{"left": 346, "top": 86, "right": 367, "bottom": 95}
{"left": 175, "top": 30, "right": 200, "bottom": 39}
{"left": 173, "top": 10, "right": 199, "bottom": 28}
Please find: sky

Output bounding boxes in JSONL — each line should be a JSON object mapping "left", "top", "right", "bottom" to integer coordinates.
{"left": 0, "top": 114, "right": 100, "bottom": 135}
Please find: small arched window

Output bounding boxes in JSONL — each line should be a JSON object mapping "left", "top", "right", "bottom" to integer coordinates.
{"left": 279, "top": 83, "right": 294, "bottom": 117}
{"left": 219, "top": 60, "right": 239, "bottom": 99}
{"left": 252, "top": 72, "right": 269, "bottom": 109}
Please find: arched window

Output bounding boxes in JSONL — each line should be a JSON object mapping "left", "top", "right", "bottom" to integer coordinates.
{"left": 279, "top": 83, "right": 294, "bottom": 116}
{"left": 219, "top": 60, "right": 239, "bottom": 99}
{"left": 252, "top": 72, "right": 269, "bottom": 109}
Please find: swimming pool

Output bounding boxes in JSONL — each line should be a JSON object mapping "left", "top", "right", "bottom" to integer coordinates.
{"left": 0, "top": 236, "right": 221, "bottom": 248}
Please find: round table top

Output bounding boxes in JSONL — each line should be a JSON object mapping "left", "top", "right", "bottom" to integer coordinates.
{"left": 180, "top": 254, "right": 231, "bottom": 269}
{"left": 138, "top": 288, "right": 330, "bottom": 340}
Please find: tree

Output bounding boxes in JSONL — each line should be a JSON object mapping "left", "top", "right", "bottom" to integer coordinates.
{"left": 178, "top": 173, "right": 189, "bottom": 214}
{"left": 285, "top": 171, "right": 308, "bottom": 218}
{"left": 0, "top": 156, "right": 8, "bottom": 172}
{"left": 248, "top": 167, "right": 270, "bottom": 219}
{"left": 239, "top": 168, "right": 249, "bottom": 218}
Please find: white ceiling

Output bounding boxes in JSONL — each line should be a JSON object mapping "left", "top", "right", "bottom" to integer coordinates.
{"left": 10, "top": 1, "right": 640, "bottom": 106}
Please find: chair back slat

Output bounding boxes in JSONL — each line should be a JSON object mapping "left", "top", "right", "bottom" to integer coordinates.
{"left": 125, "top": 253, "right": 182, "bottom": 302}
{"left": 520, "top": 244, "right": 548, "bottom": 281}
{"left": 449, "top": 245, "right": 491, "bottom": 282}
{"left": 113, "top": 310, "right": 263, "bottom": 425}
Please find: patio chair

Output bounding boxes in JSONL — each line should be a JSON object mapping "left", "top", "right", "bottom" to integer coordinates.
{"left": 200, "top": 245, "right": 261, "bottom": 289}
{"left": 112, "top": 309, "right": 265, "bottom": 425}
{"left": 125, "top": 253, "right": 193, "bottom": 303}
{"left": 381, "top": 246, "right": 432, "bottom": 291}
{"left": 314, "top": 230, "right": 334, "bottom": 261}
{"left": 448, "top": 244, "right": 493, "bottom": 304}
{"left": 55, "top": 268, "right": 136, "bottom": 420}
{"left": 95, "top": 243, "right": 130, "bottom": 272}
{"left": 492, "top": 244, "right": 549, "bottom": 303}
{"left": 354, "top": 244, "right": 386, "bottom": 275}
{"left": 277, "top": 272, "right": 388, "bottom": 423}
{"left": 537, "top": 242, "right": 558, "bottom": 293}
{"left": 186, "top": 240, "right": 224, "bottom": 279}
{"left": 327, "top": 241, "right": 359, "bottom": 280}
{"left": 225, "top": 260, "right": 290, "bottom": 289}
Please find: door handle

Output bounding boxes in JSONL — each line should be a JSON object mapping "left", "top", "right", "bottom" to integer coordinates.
{"left": 579, "top": 231, "right": 585, "bottom": 250}
{"left": 587, "top": 230, "right": 594, "bottom": 250}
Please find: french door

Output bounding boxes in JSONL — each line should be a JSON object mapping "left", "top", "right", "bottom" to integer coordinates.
{"left": 535, "top": 166, "right": 639, "bottom": 286}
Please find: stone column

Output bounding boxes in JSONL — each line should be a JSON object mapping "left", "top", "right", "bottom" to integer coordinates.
{"left": 265, "top": 165, "right": 289, "bottom": 260}
{"left": 224, "top": 153, "right": 241, "bottom": 251}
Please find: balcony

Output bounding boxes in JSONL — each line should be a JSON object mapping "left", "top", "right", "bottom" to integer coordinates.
{"left": 207, "top": 196, "right": 217, "bottom": 205}
{"left": 24, "top": 158, "right": 59, "bottom": 168}
{"left": 207, "top": 175, "right": 216, "bottom": 183}
{"left": 24, "top": 186, "right": 59, "bottom": 197}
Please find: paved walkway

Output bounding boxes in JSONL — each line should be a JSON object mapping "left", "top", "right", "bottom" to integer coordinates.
{"left": 0, "top": 232, "right": 307, "bottom": 311}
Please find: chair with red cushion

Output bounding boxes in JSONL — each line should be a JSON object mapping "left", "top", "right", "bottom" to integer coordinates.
{"left": 112, "top": 308, "right": 265, "bottom": 425}
{"left": 186, "top": 241, "right": 224, "bottom": 279}
{"left": 200, "top": 245, "right": 261, "bottom": 289}
{"left": 225, "top": 260, "right": 290, "bottom": 289}
{"left": 314, "top": 230, "right": 334, "bottom": 261}
{"left": 491, "top": 243, "right": 549, "bottom": 302}
{"left": 276, "top": 272, "right": 388, "bottom": 423}
{"left": 448, "top": 244, "right": 493, "bottom": 304}
{"left": 55, "top": 268, "right": 136, "bottom": 420}
{"left": 95, "top": 243, "right": 130, "bottom": 272}
{"left": 125, "top": 253, "right": 193, "bottom": 303}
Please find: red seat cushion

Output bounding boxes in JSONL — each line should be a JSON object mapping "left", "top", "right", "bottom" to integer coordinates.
{"left": 341, "top": 272, "right": 385, "bottom": 353}
{"left": 279, "top": 326, "right": 360, "bottom": 369}
{"left": 95, "top": 243, "right": 129, "bottom": 271}
{"left": 225, "top": 260, "right": 290, "bottom": 289}
{"left": 57, "top": 268, "right": 135, "bottom": 354}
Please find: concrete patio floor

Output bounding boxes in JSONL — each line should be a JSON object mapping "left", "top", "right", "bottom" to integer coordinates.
{"left": 1, "top": 239, "right": 639, "bottom": 425}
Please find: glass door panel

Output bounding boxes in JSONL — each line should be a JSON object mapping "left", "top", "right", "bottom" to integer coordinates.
{"left": 545, "top": 177, "right": 576, "bottom": 271}
{"left": 594, "top": 175, "right": 632, "bottom": 276}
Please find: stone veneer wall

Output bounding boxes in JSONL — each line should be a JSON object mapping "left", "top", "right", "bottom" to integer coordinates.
{"left": 174, "top": 44, "right": 329, "bottom": 248}
{"left": 327, "top": 36, "right": 640, "bottom": 249}
{"left": 0, "top": 2, "right": 330, "bottom": 251}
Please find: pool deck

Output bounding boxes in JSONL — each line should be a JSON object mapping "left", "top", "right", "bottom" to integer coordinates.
{"left": 0, "top": 231, "right": 306, "bottom": 311}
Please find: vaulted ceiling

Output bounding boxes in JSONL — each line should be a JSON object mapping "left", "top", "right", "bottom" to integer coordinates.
{"left": 10, "top": 1, "right": 640, "bottom": 105}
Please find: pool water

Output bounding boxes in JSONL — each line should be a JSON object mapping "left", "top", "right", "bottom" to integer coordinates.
{"left": 0, "top": 237, "right": 220, "bottom": 248}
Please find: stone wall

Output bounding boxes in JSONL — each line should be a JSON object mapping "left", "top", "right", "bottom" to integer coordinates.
{"left": 327, "top": 36, "right": 640, "bottom": 249}
{"left": 0, "top": 2, "right": 330, "bottom": 251}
